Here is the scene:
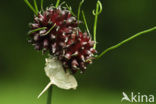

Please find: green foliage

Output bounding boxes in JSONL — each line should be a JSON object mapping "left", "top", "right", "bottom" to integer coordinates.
{"left": 97, "top": 26, "right": 156, "bottom": 59}
{"left": 82, "top": 11, "right": 91, "bottom": 37}
{"left": 41, "top": 24, "right": 56, "bottom": 36}
{"left": 28, "top": 27, "right": 47, "bottom": 35}
{"left": 77, "top": 0, "right": 84, "bottom": 22}
{"left": 66, "top": 4, "right": 76, "bottom": 16}
{"left": 55, "top": 0, "right": 60, "bottom": 8}
{"left": 34, "top": 0, "right": 39, "bottom": 13}
{"left": 24, "top": 0, "right": 38, "bottom": 15}
{"left": 41, "top": 0, "right": 44, "bottom": 11}
{"left": 92, "top": 0, "right": 103, "bottom": 49}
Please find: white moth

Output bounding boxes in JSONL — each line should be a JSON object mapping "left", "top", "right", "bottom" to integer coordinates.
{"left": 38, "top": 56, "right": 78, "bottom": 98}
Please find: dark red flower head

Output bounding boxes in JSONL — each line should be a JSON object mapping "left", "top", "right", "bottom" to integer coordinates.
{"left": 29, "top": 6, "right": 96, "bottom": 73}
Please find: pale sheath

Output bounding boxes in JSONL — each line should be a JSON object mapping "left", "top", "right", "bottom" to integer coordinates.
{"left": 38, "top": 56, "right": 78, "bottom": 98}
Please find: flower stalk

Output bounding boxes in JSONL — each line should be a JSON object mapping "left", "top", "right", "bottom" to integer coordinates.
{"left": 47, "top": 86, "right": 53, "bottom": 104}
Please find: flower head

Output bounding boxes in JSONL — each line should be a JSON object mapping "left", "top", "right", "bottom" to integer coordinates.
{"left": 29, "top": 6, "right": 96, "bottom": 73}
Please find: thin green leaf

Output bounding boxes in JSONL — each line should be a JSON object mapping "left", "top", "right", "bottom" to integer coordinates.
{"left": 77, "top": 0, "right": 84, "bottom": 22}
{"left": 41, "top": 0, "right": 44, "bottom": 11}
{"left": 41, "top": 24, "right": 56, "bottom": 36}
{"left": 56, "top": 0, "right": 60, "bottom": 8}
{"left": 92, "top": 0, "right": 103, "bottom": 49}
{"left": 24, "top": 0, "right": 37, "bottom": 15}
{"left": 97, "top": 26, "right": 156, "bottom": 59}
{"left": 28, "top": 27, "right": 47, "bottom": 34}
{"left": 66, "top": 4, "right": 76, "bottom": 17}
{"left": 34, "top": 0, "right": 39, "bottom": 13}
{"left": 82, "top": 11, "right": 91, "bottom": 37}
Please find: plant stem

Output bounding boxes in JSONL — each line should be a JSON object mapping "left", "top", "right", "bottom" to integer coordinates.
{"left": 41, "top": 0, "right": 44, "bottom": 11}
{"left": 47, "top": 85, "right": 53, "bottom": 104}
{"left": 34, "top": 0, "right": 39, "bottom": 13}
{"left": 24, "top": 0, "right": 38, "bottom": 15}
{"left": 82, "top": 10, "right": 91, "bottom": 37}
{"left": 28, "top": 27, "right": 47, "bottom": 34}
{"left": 77, "top": 0, "right": 84, "bottom": 22}
{"left": 97, "top": 26, "right": 156, "bottom": 59}
{"left": 66, "top": 4, "right": 76, "bottom": 17}
{"left": 56, "top": 0, "right": 60, "bottom": 8}
{"left": 41, "top": 24, "right": 56, "bottom": 36}
{"left": 93, "top": 3, "right": 99, "bottom": 49}
{"left": 93, "top": 1, "right": 102, "bottom": 49}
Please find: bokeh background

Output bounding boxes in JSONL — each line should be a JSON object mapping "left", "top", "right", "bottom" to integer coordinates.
{"left": 0, "top": 0, "right": 156, "bottom": 104}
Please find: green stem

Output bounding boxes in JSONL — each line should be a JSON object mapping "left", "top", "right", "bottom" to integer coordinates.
{"left": 77, "top": 0, "right": 84, "bottom": 22}
{"left": 28, "top": 27, "right": 47, "bottom": 34}
{"left": 41, "top": 24, "right": 56, "bottom": 36}
{"left": 34, "top": 0, "right": 39, "bottom": 13}
{"left": 93, "top": 4, "right": 99, "bottom": 49}
{"left": 82, "top": 10, "right": 91, "bottom": 37}
{"left": 97, "top": 26, "right": 156, "bottom": 59}
{"left": 66, "top": 4, "right": 76, "bottom": 17}
{"left": 24, "top": 0, "right": 38, "bottom": 15}
{"left": 47, "top": 86, "right": 53, "bottom": 104}
{"left": 56, "top": 0, "right": 60, "bottom": 8}
{"left": 93, "top": 0, "right": 102, "bottom": 49}
{"left": 41, "top": 0, "right": 44, "bottom": 11}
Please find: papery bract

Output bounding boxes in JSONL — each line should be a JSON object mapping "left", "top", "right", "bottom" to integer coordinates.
{"left": 38, "top": 56, "right": 77, "bottom": 98}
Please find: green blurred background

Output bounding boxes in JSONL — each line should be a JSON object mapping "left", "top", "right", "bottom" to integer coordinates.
{"left": 0, "top": 0, "right": 156, "bottom": 104}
